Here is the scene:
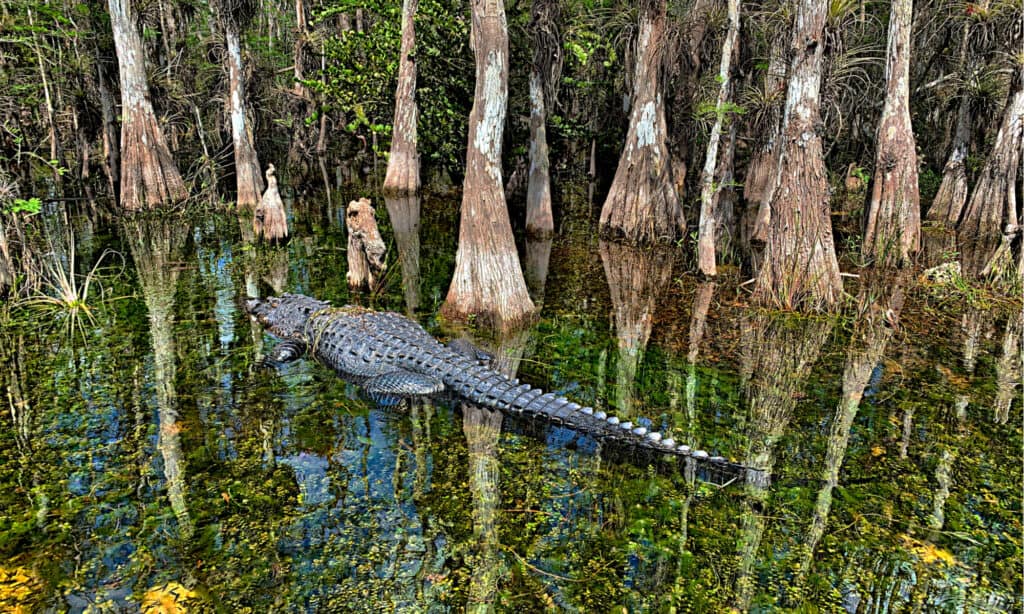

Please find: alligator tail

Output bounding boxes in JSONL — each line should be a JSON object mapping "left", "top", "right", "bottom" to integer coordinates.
{"left": 444, "top": 367, "right": 766, "bottom": 485}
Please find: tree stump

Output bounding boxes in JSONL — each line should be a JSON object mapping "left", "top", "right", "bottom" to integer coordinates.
{"left": 254, "top": 165, "right": 289, "bottom": 243}
{"left": 345, "top": 197, "right": 387, "bottom": 291}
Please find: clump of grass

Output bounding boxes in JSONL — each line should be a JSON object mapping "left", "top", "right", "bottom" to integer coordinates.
{"left": 19, "top": 239, "right": 124, "bottom": 341}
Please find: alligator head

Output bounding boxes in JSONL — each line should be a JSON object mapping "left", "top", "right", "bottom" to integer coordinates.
{"left": 245, "top": 293, "right": 331, "bottom": 338}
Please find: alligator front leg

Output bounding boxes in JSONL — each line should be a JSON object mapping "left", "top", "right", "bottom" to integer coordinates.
{"left": 363, "top": 369, "right": 445, "bottom": 396}
{"left": 268, "top": 339, "right": 307, "bottom": 363}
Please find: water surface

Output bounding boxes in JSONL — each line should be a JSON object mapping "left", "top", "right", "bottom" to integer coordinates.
{"left": 0, "top": 188, "right": 1020, "bottom": 612}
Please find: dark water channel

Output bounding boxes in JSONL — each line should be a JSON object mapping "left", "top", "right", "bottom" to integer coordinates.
{"left": 0, "top": 185, "right": 1021, "bottom": 612}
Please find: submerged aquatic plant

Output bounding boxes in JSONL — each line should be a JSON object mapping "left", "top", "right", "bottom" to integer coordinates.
{"left": 19, "top": 238, "right": 125, "bottom": 341}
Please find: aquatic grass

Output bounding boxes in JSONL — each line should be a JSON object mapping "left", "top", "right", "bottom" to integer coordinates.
{"left": 18, "top": 240, "right": 126, "bottom": 342}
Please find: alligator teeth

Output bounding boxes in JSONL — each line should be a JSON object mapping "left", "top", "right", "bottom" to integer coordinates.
{"left": 619, "top": 421, "right": 633, "bottom": 430}
{"left": 692, "top": 450, "right": 709, "bottom": 459}
{"left": 633, "top": 427, "right": 647, "bottom": 436}
{"left": 582, "top": 407, "right": 594, "bottom": 415}
{"left": 607, "top": 416, "right": 619, "bottom": 425}
{"left": 646, "top": 431, "right": 661, "bottom": 442}
{"left": 661, "top": 438, "right": 676, "bottom": 448}
{"left": 709, "top": 455, "right": 725, "bottom": 463}
{"left": 678, "top": 445, "right": 691, "bottom": 454}
{"left": 595, "top": 411, "right": 607, "bottom": 420}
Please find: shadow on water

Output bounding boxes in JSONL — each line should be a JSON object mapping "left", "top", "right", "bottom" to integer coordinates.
{"left": 0, "top": 186, "right": 1021, "bottom": 612}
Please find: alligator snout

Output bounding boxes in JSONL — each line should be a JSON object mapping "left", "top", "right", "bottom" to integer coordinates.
{"left": 244, "top": 298, "right": 263, "bottom": 314}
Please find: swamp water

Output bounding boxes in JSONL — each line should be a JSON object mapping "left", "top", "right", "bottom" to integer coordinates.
{"left": 0, "top": 189, "right": 1020, "bottom": 613}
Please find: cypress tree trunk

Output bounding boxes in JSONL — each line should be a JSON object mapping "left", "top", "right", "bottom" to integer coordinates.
{"left": 958, "top": 66, "right": 1023, "bottom": 278}
{"left": 697, "top": 0, "right": 740, "bottom": 276}
{"left": 441, "top": 0, "right": 535, "bottom": 330}
{"left": 862, "top": 0, "right": 920, "bottom": 267}
{"left": 524, "top": 0, "right": 559, "bottom": 238}
{"left": 751, "top": 0, "right": 842, "bottom": 310}
{"left": 108, "top": 0, "right": 188, "bottom": 210}
{"left": 293, "top": 0, "right": 309, "bottom": 99}
{"left": 925, "top": 25, "right": 973, "bottom": 227}
{"left": 383, "top": 0, "right": 420, "bottom": 195}
{"left": 925, "top": 79, "right": 972, "bottom": 226}
{"left": 744, "top": 37, "right": 787, "bottom": 240}
{"left": 599, "top": 0, "right": 684, "bottom": 244}
{"left": 225, "top": 26, "right": 265, "bottom": 209}
{"left": 525, "top": 70, "right": 553, "bottom": 237}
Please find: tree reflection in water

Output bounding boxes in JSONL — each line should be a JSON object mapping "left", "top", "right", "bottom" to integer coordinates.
{"left": 734, "top": 309, "right": 832, "bottom": 610}
{"left": 124, "top": 215, "right": 192, "bottom": 538}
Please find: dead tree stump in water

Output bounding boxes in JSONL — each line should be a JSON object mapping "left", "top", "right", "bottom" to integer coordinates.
{"left": 345, "top": 197, "right": 387, "bottom": 291}
{"left": 254, "top": 165, "right": 289, "bottom": 243}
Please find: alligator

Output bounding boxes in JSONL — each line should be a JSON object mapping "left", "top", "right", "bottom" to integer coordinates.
{"left": 246, "top": 293, "right": 764, "bottom": 485}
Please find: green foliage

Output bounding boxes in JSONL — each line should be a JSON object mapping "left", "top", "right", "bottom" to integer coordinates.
{"left": 918, "top": 167, "right": 941, "bottom": 206}
{"left": 2, "top": 197, "right": 41, "bottom": 216}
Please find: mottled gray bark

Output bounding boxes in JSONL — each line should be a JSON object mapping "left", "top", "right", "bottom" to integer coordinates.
{"left": 599, "top": 0, "right": 684, "bottom": 244}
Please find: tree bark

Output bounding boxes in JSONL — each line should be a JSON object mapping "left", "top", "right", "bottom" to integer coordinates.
{"left": 599, "top": 0, "right": 684, "bottom": 244}
{"left": 925, "top": 83, "right": 972, "bottom": 226}
{"left": 862, "top": 0, "right": 920, "bottom": 267}
{"left": 225, "top": 26, "right": 265, "bottom": 209}
{"left": 441, "top": 0, "right": 535, "bottom": 330}
{"left": 108, "top": 0, "right": 188, "bottom": 210}
{"left": 293, "top": 0, "right": 309, "bottom": 99}
{"left": 924, "top": 26, "right": 972, "bottom": 227}
{"left": 97, "top": 61, "right": 121, "bottom": 199}
{"left": 525, "top": 70, "right": 553, "bottom": 237}
{"left": 524, "top": 0, "right": 559, "bottom": 238}
{"left": 751, "top": 0, "right": 842, "bottom": 310}
{"left": 697, "top": 0, "right": 740, "bottom": 276}
{"left": 744, "top": 37, "right": 787, "bottom": 236}
{"left": 958, "top": 66, "right": 1023, "bottom": 278}
{"left": 383, "top": 0, "right": 420, "bottom": 195}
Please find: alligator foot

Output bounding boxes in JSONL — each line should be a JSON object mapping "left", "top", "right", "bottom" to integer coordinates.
{"left": 446, "top": 338, "right": 494, "bottom": 367}
{"left": 363, "top": 369, "right": 445, "bottom": 397}
{"left": 268, "top": 339, "right": 307, "bottom": 363}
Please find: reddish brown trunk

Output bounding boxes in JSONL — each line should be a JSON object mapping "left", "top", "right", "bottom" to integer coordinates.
{"left": 751, "top": 0, "right": 842, "bottom": 310}
{"left": 383, "top": 0, "right": 420, "bottom": 195}
{"left": 862, "top": 0, "right": 920, "bottom": 266}
{"left": 109, "top": 0, "right": 188, "bottom": 210}
{"left": 525, "top": 0, "right": 559, "bottom": 238}
{"left": 599, "top": 0, "right": 683, "bottom": 244}
{"left": 958, "top": 66, "right": 1023, "bottom": 278}
{"left": 226, "top": 26, "right": 265, "bottom": 209}
{"left": 441, "top": 0, "right": 535, "bottom": 330}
